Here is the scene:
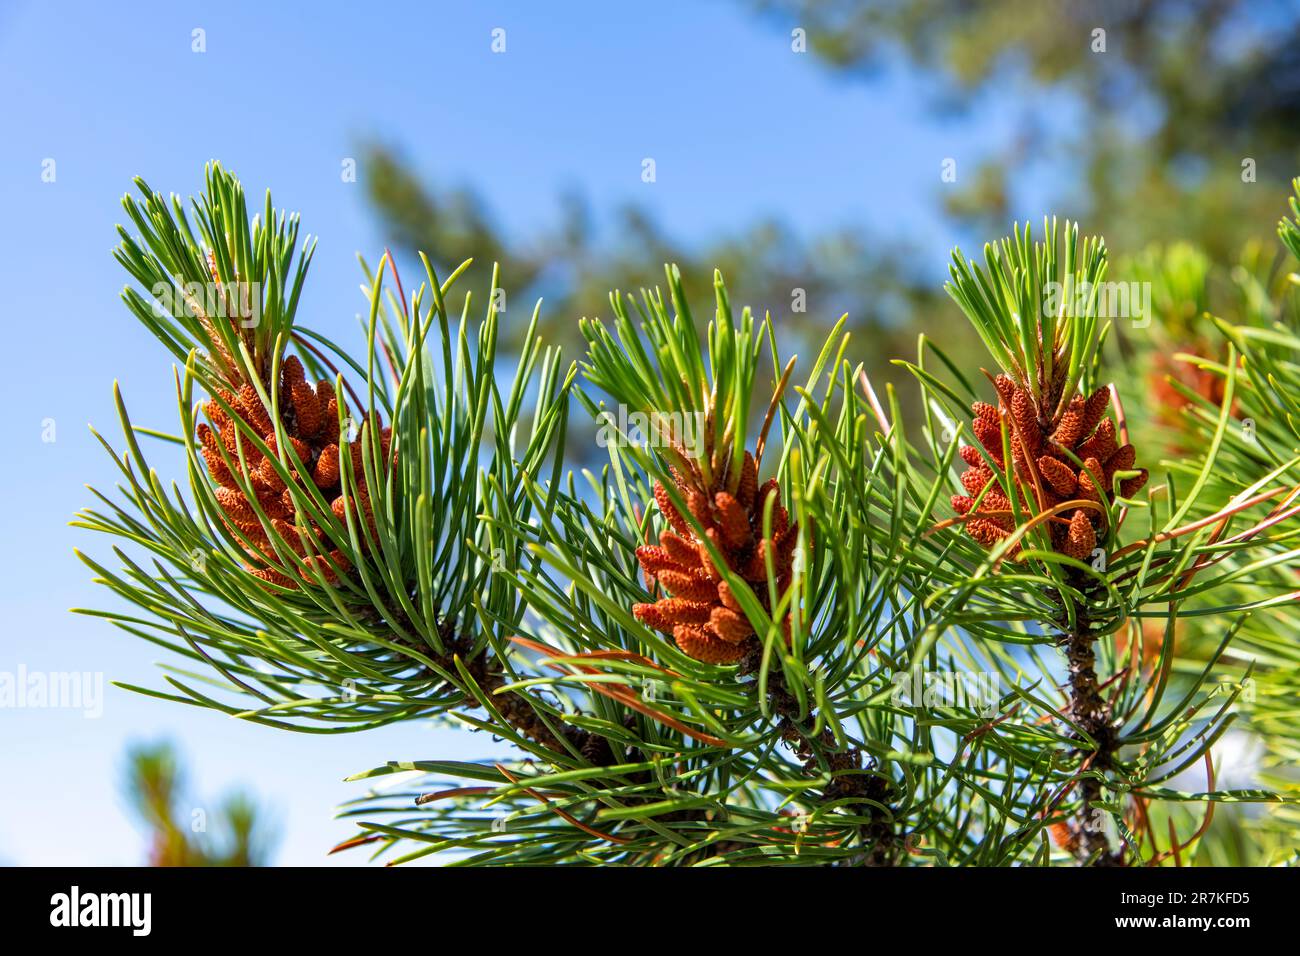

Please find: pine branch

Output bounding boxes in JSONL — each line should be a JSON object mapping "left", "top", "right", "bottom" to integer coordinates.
{"left": 1054, "top": 590, "right": 1123, "bottom": 864}
{"left": 78, "top": 165, "right": 1300, "bottom": 867}
{"left": 745, "top": 646, "right": 899, "bottom": 864}
{"left": 574, "top": 268, "right": 910, "bottom": 862}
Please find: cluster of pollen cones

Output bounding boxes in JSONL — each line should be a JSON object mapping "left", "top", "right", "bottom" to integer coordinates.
{"left": 632, "top": 451, "right": 805, "bottom": 665}
{"left": 195, "top": 355, "right": 393, "bottom": 588}
{"left": 953, "top": 374, "right": 1148, "bottom": 561}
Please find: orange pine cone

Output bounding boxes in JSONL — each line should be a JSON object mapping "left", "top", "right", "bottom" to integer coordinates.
{"left": 660, "top": 530, "right": 700, "bottom": 567}
{"left": 1062, "top": 510, "right": 1096, "bottom": 560}
{"left": 1051, "top": 395, "right": 1085, "bottom": 448}
{"left": 1105, "top": 444, "right": 1136, "bottom": 484}
{"left": 961, "top": 466, "right": 994, "bottom": 497}
{"left": 993, "top": 373, "right": 1017, "bottom": 407}
{"left": 635, "top": 451, "right": 808, "bottom": 664}
{"left": 195, "top": 355, "right": 395, "bottom": 590}
{"left": 633, "top": 598, "right": 712, "bottom": 632}
{"left": 656, "top": 569, "right": 718, "bottom": 603}
{"left": 653, "top": 481, "right": 690, "bottom": 535}
{"left": 1077, "top": 457, "right": 1105, "bottom": 502}
{"left": 1120, "top": 470, "right": 1149, "bottom": 498}
{"left": 196, "top": 423, "right": 235, "bottom": 486}
{"left": 967, "top": 517, "right": 1013, "bottom": 552}
{"left": 955, "top": 377, "right": 1144, "bottom": 565}
{"left": 714, "top": 492, "right": 752, "bottom": 549}
{"left": 709, "top": 605, "right": 755, "bottom": 643}
{"left": 1010, "top": 389, "right": 1039, "bottom": 453}
{"left": 672, "top": 625, "right": 748, "bottom": 665}
{"left": 313, "top": 444, "right": 341, "bottom": 487}
{"left": 237, "top": 383, "right": 273, "bottom": 435}
{"left": 1079, "top": 387, "right": 1111, "bottom": 439}
{"left": 1038, "top": 455, "right": 1078, "bottom": 497}
{"left": 971, "top": 402, "right": 1004, "bottom": 459}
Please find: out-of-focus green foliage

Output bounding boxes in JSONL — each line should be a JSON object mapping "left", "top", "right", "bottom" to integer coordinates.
{"left": 362, "top": 3, "right": 1298, "bottom": 441}
{"left": 754, "top": 0, "right": 1300, "bottom": 258}
{"left": 123, "top": 741, "right": 274, "bottom": 866}
{"left": 361, "top": 143, "right": 976, "bottom": 414}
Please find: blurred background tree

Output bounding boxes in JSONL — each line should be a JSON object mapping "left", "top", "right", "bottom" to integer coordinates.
{"left": 362, "top": 142, "right": 955, "bottom": 374}
{"left": 364, "top": 2, "right": 1298, "bottom": 351}
{"left": 750, "top": 0, "right": 1300, "bottom": 256}
{"left": 122, "top": 741, "right": 275, "bottom": 867}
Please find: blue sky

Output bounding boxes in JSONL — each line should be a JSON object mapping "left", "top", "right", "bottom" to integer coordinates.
{"left": 0, "top": 1, "right": 1067, "bottom": 865}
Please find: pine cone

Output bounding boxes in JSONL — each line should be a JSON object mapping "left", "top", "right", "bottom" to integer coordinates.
{"left": 196, "top": 355, "right": 394, "bottom": 588}
{"left": 632, "top": 451, "right": 806, "bottom": 664}
{"left": 952, "top": 374, "right": 1147, "bottom": 561}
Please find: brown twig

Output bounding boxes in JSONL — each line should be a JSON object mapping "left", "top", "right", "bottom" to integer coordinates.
{"left": 742, "top": 646, "right": 899, "bottom": 865}
{"left": 1058, "top": 598, "right": 1124, "bottom": 866}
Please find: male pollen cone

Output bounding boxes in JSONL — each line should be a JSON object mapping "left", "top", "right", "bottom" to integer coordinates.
{"left": 632, "top": 450, "right": 807, "bottom": 664}
{"left": 196, "top": 355, "right": 394, "bottom": 588}
{"left": 952, "top": 374, "right": 1147, "bottom": 561}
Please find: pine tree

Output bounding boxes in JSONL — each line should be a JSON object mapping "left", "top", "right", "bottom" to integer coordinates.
{"left": 76, "top": 165, "right": 1300, "bottom": 866}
